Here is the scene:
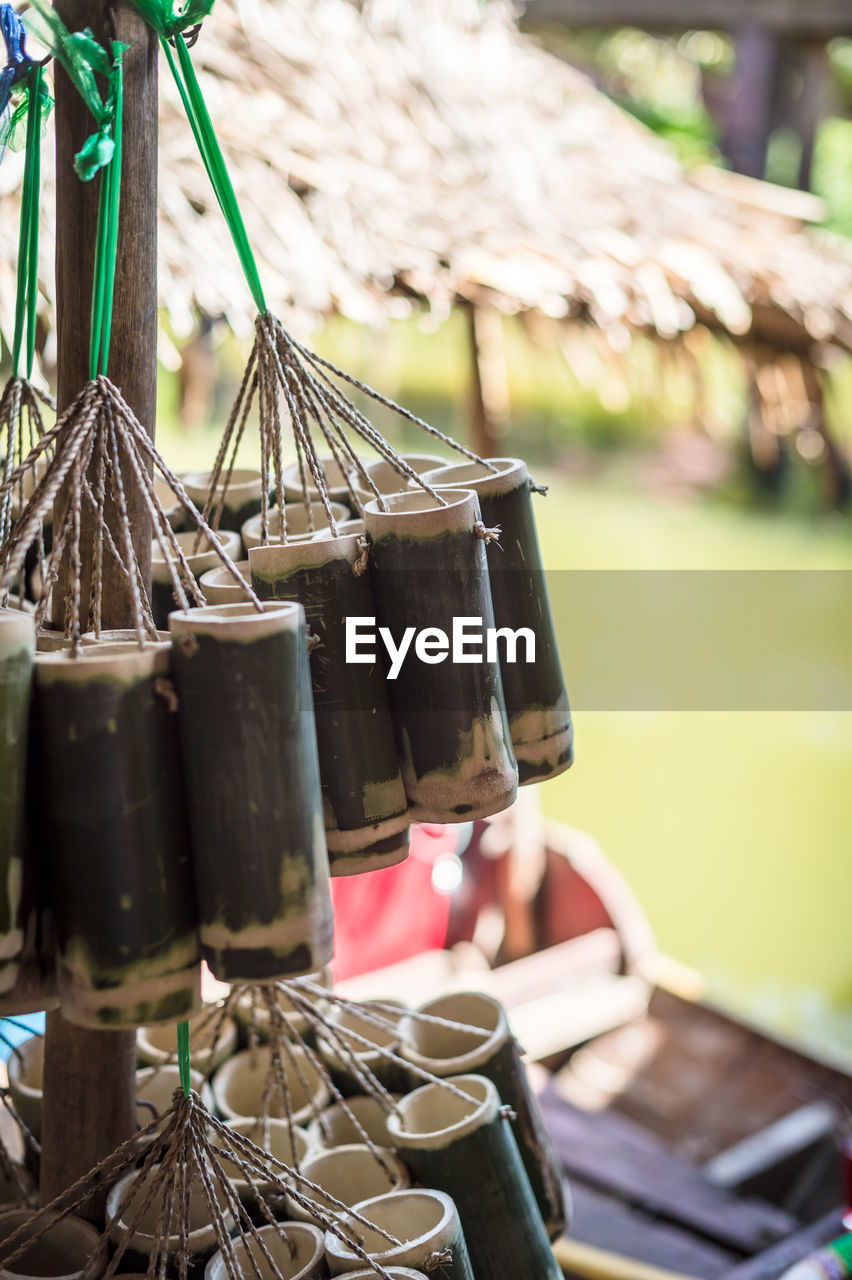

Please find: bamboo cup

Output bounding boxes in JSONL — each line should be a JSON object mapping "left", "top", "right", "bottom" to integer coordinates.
{"left": 106, "top": 1167, "right": 234, "bottom": 1268}
{"left": 212, "top": 1044, "right": 330, "bottom": 1126}
{"left": 308, "top": 1095, "right": 401, "bottom": 1152}
{"left": 137, "top": 1009, "right": 238, "bottom": 1071}
{"left": 250, "top": 537, "right": 409, "bottom": 876}
{"left": 241, "top": 501, "right": 350, "bottom": 551}
{"left": 0, "top": 611, "right": 34, "bottom": 998}
{"left": 423, "top": 458, "right": 572, "bottom": 784}
{"left": 183, "top": 468, "right": 266, "bottom": 533}
{"left": 197, "top": 561, "right": 253, "bottom": 606}
{"left": 233, "top": 966, "right": 333, "bottom": 1046}
{"left": 150, "top": 529, "right": 242, "bottom": 629}
{"left": 170, "top": 601, "right": 333, "bottom": 982}
{"left": 387, "top": 1074, "right": 561, "bottom": 1280}
{"left": 283, "top": 458, "right": 361, "bottom": 504}
{"left": 323, "top": 1188, "right": 474, "bottom": 1279}
{"left": 364, "top": 489, "right": 517, "bottom": 822}
{"left": 205, "top": 1223, "right": 326, "bottom": 1280}
{"left": 34, "top": 645, "right": 201, "bottom": 1027}
{"left": 0, "top": 1210, "right": 103, "bottom": 1280}
{"left": 317, "top": 1001, "right": 408, "bottom": 1096}
{"left": 399, "top": 990, "right": 567, "bottom": 1239}
{"left": 288, "top": 1144, "right": 409, "bottom": 1226}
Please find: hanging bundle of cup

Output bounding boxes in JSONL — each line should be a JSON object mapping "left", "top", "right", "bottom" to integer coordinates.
{"left": 424, "top": 458, "right": 572, "bottom": 784}
{"left": 0, "top": 609, "right": 35, "bottom": 1000}
{"left": 364, "top": 489, "right": 517, "bottom": 822}
{"left": 387, "top": 1075, "right": 561, "bottom": 1280}
{"left": 33, "top": 644, "right": 201, "bottom": 1027}
{"left": 250, "top": 535, "right": 410, "bottom": 876}
{"left": 169, "top": 600, "right": 334, "bottom": 980}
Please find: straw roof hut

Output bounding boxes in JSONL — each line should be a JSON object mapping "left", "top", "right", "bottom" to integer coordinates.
{"left": 2, "top": 0, "right": 852, "bottom": 385}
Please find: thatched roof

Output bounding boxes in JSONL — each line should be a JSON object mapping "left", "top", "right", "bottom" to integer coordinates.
{"left": 3, "top": 0, "right": 852, "bottom": 354}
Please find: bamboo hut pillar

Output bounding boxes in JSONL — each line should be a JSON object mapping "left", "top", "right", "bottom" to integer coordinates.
{"left": 467, "top": 303, "right": 510, "bottom": 459}
{"left": 40, "top": 0, "right": 159, "bottom": 1208}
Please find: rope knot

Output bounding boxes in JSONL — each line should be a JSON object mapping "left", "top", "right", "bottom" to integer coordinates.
{"left": 425, "top": 1248, "right": 453, "bottom": 1270}
{"left": 529, "top": 478, "right": 549, "bottom": 495}
{"left": 499, "top": 1103, "right": 518, "bottom": 1122}
{"left": 474, "top": 520, "right": 501, "bottom": 546}
{"left": 352, "top": 535, "right": 369, "bottom": 576}
{"left": 154, "top": 676, "right": 179, "bottom": 713}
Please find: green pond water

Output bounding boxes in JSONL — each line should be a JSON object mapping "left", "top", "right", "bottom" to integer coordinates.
{"left": 534, "top": 474, "right": 852, "bottom": 1064}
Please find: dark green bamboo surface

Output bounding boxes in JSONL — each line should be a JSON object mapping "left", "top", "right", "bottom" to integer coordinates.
{"left": 169, "top": 601, "right": 333, "bottom": 982}
{"left": 0, "top": 656, "right": 58, "bottom": 1015}
{"left": 0, "top": 611, "right": 35, "bottom": 1000}
{"left": 150, "top": 529, "right": 242, "bottom": 629}
{"left": 34, "top": 645, "right": 201, "bottom": 1027}
{"left": 365, "top": 490, "right": 517, "bottom": 823}
{"left": 250, "top": 536, "right": 409, "bottom": 874}
{"left": 400, "top": 989, "right": 568, "bottom": 1239}
{"left": 323, "top": 1188, "right": 474, "bottom": 1280}
{"left": 388, "top": 1075, "right": 561, "bottom": 1280}
{"left": 425, "top": 459, "right": 572, "bottom": 785}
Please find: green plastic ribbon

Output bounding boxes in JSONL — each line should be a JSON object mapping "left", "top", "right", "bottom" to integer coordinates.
{"left": 176, "top": 1020, "right": 192, "bottom": 1098}
{"left": 9, "top": 66, "right": 48, "bottom": 379}
{"left": 89, "top": 43, "right": 125, "bottom": 380}
{"left": 126, "top": 0, "right": 215, "bottom": 39}
{"left": 23, "top": 0, "right": 125, "bottom": 179}
{"left": 161, "top": 33, "right": 266, "bottom": 313}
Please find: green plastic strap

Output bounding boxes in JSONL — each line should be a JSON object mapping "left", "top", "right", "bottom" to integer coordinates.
{"left": 10, "top": 67, "right": 42, "bottom": 378}
{"left": 126, "top": 0, "right": 215, "bottom": 38}
{"left": 176, "top": 1020, "right": 192, "bottom": 1098}
{"left": 88, "top": 46, "right": 125, "bottom": 380}
{"left": 23, "top": 1, "right": 122, "bottom": 180}
{"left": 161, "top": 33, "right": 266, "bottom": 314}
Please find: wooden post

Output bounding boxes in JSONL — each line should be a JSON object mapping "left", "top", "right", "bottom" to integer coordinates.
{"left": 722, "top": 24, "right": 779, "bottom": 180}
{"left": 466, "top": 303, "right": 510, "bottom": 460}
{"left": 41, "top": 0, "right": 159, "bottom": 1207}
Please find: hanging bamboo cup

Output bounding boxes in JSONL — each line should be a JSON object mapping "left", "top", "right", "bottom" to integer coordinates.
{"left": 424, "top": 458, "right": 572, "bottom": 784}
{"left": 169, "top": 601, "right": 333, "bottom": 981}
{"left": 197, "top": 562, "right": 253, "bottom": 606}
{"left": 220, "top": 1118, "right": 313, "bottom": 1218}
{"left": 387, "top": 1075, "right": 561, "bottom": 1280}
{"left": 137, "top": 1008, "right": 238, "bottom": 1071}
{"left": 399, "top": 990, "right": 567, "bottom": 1239}
{"left": 242, "top": 502, "right": 350, "bottom": 551}
{"left": 0, "top": 610, "right": 34, "bottom": 998}
{"left": 0, "top": 1210, "right": 104, "bottom": 1280}
{"left": 308, "top": 1095, "right": 401, "bottom": 1152}
{"left": 34, "top": 645, "right": 201, "bottom": 1027}
{"left": 317, "top": 1002, "right": 408, "bottom": 1096}
{"left": 289, "top": 1144, "right": 409, "bottom": 1226}
{"left": 249, "top": 537, "right": 409, "bottom": 876}
{"left": 205, "top": 1223, "right": 326, "bottom": 1280}
{"left": 323, "top": 1188, "right": 473, "bottom": 1280}
{"left": 343, "top": 1272, "right": 427, "bottom": 1280}
{"left": 184, "top": 469, "right": 266, "bottom": 533}
{"left": 150, "top": 529, "right": 242, "bottom": 629}
{"left": 106, "top": 1167, "right": 235, "bottom": 1271}
{"left": 283, "top": 458, "right": 360, "bottom": 504}
{"left": 364, "top": 490, "right": 517, "bottom": 822}
{"left": 212, "top": 1043, "right": 330, "bottom": 1126}
{"left": 6, "top": 1036, "right": 44, "bottom": 1142}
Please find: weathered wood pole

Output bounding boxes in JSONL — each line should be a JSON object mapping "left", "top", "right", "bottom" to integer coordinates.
{"left": 41, "top": 0, "right": 158, "bottom": 1205}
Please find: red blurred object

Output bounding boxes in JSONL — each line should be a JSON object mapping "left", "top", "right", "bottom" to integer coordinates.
{"left": 329, "top": 825, "right": 459, "bottom": 981}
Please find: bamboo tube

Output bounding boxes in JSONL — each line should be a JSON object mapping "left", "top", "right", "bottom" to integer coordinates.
{"left": 34, "top": 645, "right": 201, "bottom": 1027}
{"left": 150, "top": 529, "right": 242, "bottom": 629}
{"left": 317, "top": 1000, "right": 408, "bottom": 1096}
{"left": 288, "top": 1144, "right": 409, "bottom": 1226}
{"left": 241, "top": 501, "right": 349, "bottom": 550}
{"left": 250, "top": 537, "right": 409, "bottom": 875}
{"left": 206, "top": 1223, "right": 327, "bottom": 1280}
{"left": 387, "top": 1074, "right": 561, "bottom": 1280}
{"left": 183, "top": 468, "right": 266, "bottom": 533}
{"left": 323, "top": 1188, "right": 474, "bottom": 1279}
{"left": 399, "top": 990, "right": 568, "bottom": 1238}
{"left": 552, "top": 1238, "right": 701, "bottom": 1280}
{"left": 0, "top": 611, "right": 35, "bottom": 1000}
{"left": 169, "top": 601, "right": 333, "bottom": 981}
{"left": 364, "top": 489, "right": 517, "bottom": 822}
{"left": 424, "top": 458, "right": 572, "bottom": 784}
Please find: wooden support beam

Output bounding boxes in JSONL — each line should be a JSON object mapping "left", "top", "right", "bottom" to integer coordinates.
{"left": 41, "top": 0, "right": 159, "bottom": 1208}
{"left": 522, "top": 0, "right": 852, "bottom": 37}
